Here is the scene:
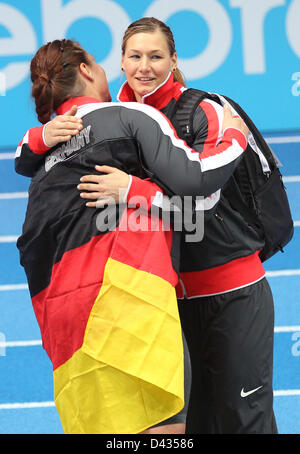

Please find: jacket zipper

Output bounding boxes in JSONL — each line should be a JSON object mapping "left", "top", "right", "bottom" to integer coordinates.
{"left": 215, "top": 212, "right": 233, "bottom": 243}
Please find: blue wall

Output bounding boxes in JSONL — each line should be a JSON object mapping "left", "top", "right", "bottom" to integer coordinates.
{"left": 0, "top": 0, "right": 300, "bottom": 147}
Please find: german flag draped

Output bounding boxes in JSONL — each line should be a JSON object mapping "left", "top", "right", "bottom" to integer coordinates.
{"left": 17, "top": 154, "right": 184, "bottom": 434}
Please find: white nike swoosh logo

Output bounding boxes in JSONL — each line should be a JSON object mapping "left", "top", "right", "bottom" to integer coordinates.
{"left": 240, "top": 386, "right": 263, "bottom": 397}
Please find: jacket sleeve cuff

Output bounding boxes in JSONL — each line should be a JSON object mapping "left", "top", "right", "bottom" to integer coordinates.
{"left": 222, "top": 127, "right": 248, "bottom": 150}
{"left": 42, "top": 122, "right": 53, "bottom": 149}
{"left": 29, "top": 125, "right": 51, "bottom": 154}
{"left": 126, "top": 176, "right": 163, "bottom": 209}
{"left": 122, "top": 175, "right": 132, "bottom": 203}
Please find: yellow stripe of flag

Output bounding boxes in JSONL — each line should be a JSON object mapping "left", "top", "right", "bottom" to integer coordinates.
{"left": 53, "top": 258, "right": 184, "bottom": 434}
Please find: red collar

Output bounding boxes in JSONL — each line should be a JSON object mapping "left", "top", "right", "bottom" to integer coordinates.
{"left": 117, "top": 72, "right": 184, "bottom": 110}
{"left": 56, "top": 96, "right": 101, "bottom": 115}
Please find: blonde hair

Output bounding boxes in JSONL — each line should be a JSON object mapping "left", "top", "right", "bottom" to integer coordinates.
{"left": 122, "top": 17, "right": 186, "bottom": 87}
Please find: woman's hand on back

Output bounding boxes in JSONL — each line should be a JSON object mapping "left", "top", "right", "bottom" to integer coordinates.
{"left": 44, "top": 105, "right": 83, "bottom": 147}
{"left": 78, "top": 165, "right": 130, "bottom": 208}
{"left": 222, "top": 104, "right": 249, "bottom": 138}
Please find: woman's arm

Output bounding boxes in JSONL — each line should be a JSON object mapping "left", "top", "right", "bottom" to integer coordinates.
{"left": 78, "top": 165, "right": 165, "bottom": 209}
{"left": 15, "top": 106, "right": 82, "bottom": 177}
{"left": 119, "top": 102, "right": 248, "bottom": 200}
{"left": 79, "top": 101, "right": 247, "bottom": 213}
{"left": 78, "top": 103, "right": 245, "bottom": 220}
{"left": 78, "top": 166, "right": 185, "bottom": 231}
{"left": 15, "top": 101, "right": 247, "bottom": 203}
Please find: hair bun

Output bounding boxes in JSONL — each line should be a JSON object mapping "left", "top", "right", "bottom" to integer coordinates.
{"left": 39, "top": 73, "right": 50, "bottom": 84}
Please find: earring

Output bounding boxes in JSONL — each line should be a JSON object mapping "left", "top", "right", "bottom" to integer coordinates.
{"left": 173, "top": 68, "right": 177, "bottom": 72}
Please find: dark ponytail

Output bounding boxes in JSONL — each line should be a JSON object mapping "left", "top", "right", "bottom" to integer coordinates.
{"left": 30, "top": 39, "right": 89, "bottom": 124}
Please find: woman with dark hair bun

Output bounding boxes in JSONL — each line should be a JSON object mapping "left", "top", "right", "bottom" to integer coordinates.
{"left": 30, "top": 39, "right": 111, "bottom": 123}
{"left": 16, "top": 38, "right": 248, "bottom": 434}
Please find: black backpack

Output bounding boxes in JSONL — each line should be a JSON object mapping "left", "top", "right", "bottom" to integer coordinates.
{"left": 170, "top": 88, "right": 294, "bottom": 262}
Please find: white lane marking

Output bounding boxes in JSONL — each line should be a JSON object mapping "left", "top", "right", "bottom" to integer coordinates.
{"left": 0, "top": 236, "right": 19, "bottom": 243}
{"left": 266, "top": 269, "right": 300, "bottom": 277}
{"left": 274, "top": 326, "right": 300, "bottom": 333}
{"left": 283, "top": 176, "right": 300, "bottom": 183}
{"left": 0, "top": 340, "right": 42, "bottom": 348}
{"left": 0, "top": 284, "right": 28, "bottom": 291}
{"left": 265, "top": 136, "right": 300, "bottom": 144}
{"left": 0, "top": 402, "right": 55, "bottom": 410}
{"left": 273, "top": 390, "right": 300, "bottom": 397}
{"left": 0, "top": 192, "right": 28, "bottom": 199}
{"left": 0, "top": 153, "right": 15, "bottom": 160}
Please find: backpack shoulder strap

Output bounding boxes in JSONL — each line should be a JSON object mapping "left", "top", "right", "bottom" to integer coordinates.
{"left": 221, "top": 94, "right": 276, "bottom": 168}
{"left": 170, "top": 88, "right": 209, "bottom": 146}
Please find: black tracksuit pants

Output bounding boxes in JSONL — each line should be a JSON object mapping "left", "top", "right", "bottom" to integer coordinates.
{"left": 178, "top": 277, "right": 278, "bottom": 434}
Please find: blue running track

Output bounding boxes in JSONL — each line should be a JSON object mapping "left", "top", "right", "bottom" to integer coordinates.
{"left": 0, "top": 133, "right": 299, "bottom": 434}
